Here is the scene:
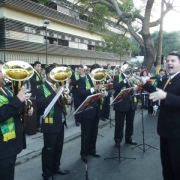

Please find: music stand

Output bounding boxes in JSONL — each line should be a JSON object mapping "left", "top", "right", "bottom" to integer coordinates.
{"left": 104, "top": 87, "right": 136, "bottom": 163}
{"left": 104, "top": 146, "right": 136, "bottom": 162}
{"left": 72, "top": 93, "right": 103, "bottom": 115}
{"left": 85, "top": 161, "right": 89, "bottom": 180}
{"left": 132, "top": 91, "right": 158, "bottom": 153}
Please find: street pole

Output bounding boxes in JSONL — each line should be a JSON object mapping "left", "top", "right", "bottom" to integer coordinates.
{"left": 45, "top": 26, "right": 48, "bottom": 65}
{"left": 156, "top": 0, "right": 164, "bottom": 74}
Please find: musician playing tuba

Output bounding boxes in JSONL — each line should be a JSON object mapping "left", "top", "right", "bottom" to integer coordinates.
{"left": 113, "top": 61, "right": 138, "bottom": 148}
{"left": 75, "top": 63, "right": 109, "bottom": 163}
{"left": 36, "top": 64, "right": 71, "bottom": 180}
{"left": 0, "top": 60, "right": 33, "bottom": 180}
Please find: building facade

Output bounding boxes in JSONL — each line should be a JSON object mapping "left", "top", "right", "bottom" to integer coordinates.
{"left": 0, "top": 0, "right": 130, "bottom": 66}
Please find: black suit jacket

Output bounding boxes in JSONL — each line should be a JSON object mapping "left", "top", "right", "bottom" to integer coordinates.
{"left": 75, "top": 75, "right": 99, "bottom": 120}
{"left": 36, "top": 82, "right": 65, "bottom": 133}
{"left": 113, "top": 74, "right": 136, "bottom": 112}
{"left": 0, "top": 87, "right": 24, "bottom": 159}
{"left": 30, "top": 71, "right": 43, "bottom": 97}
{"left": 143, "top": 73, "right": 180, "bottom": 139}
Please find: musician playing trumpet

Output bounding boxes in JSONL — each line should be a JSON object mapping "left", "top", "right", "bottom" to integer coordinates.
{"left": 36, "top": 64, "right": 71, "bottom": 180}
{"left": 113, "top": 62, "right": 137, "bottom": 148}
{"left": 0, "top": 60, "right": 33, "bottom": 180}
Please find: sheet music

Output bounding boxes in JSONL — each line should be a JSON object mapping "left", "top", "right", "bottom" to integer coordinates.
{"left": 42, "top": 87, "right": 64, "bottom": 119}
{"left": 72, "top": 93, "right": 103, "bottom": 115}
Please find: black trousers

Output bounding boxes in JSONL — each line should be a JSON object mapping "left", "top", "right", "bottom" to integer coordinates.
{"left": 100, "top": 96, "right": 110, "bottom": 119}
{"left": 0, "top": 155, "right": 16, "bottom": 180}
{"left": 160, "top": 136, "right": 180, "bottom": 180}
{"left": 114, "top": 110, "right": 135, "bottom": 143}
{"left": 80, "top": 117, "right": 99, "bottom": 156}
{"left": 42, "top": 127, "right": 64, "bottom": 178}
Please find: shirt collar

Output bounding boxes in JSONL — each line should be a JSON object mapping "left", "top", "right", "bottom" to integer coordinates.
{"left": 170, "top": 71, "right": 180, "bottom": 79}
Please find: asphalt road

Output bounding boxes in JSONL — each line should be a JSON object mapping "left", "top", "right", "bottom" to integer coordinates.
{"left": 15, "top": 110, "right": 162, "bottom": 180}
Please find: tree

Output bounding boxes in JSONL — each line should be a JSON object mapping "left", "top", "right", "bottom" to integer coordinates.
{"left": 76, "top": 0, "right": 177, "bottom": 71}
{"left": 152, "top": 31, "right": 180, "bottom": 58}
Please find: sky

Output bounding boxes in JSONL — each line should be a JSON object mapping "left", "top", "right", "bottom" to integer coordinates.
{"left": 135, "top": 0, "right": 180, "bottom": 33}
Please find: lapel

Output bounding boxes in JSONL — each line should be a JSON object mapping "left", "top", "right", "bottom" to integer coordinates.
{"left": 0, "top": 86, "right": 10, "bottom": 97}
{"left": 35, "top": 71, "right": 42, "bottom": 80}
{"left": 166, "top": 73, "right": 180, "bottom": 89}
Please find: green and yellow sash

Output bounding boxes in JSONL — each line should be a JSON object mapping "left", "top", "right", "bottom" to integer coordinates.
{"left": 0, "top": 88, "right": 16, "bottom": 142}
{"left": 85, "top": 75, "right": 91, "bottom": 90}
{"left": 42, "top": 85, "right": 54, "bottom": 124}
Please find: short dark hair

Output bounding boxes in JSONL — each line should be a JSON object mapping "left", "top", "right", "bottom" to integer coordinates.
{"left": 159, "top": 69, "right": 165, "bottom": 73}
{"left": 34, "top": 61, "right": 41, "bottom": 67}
{"left": 45, "top": 64, "right": 55, "bottom": 75}
{"left": 91, "top": 64, "right": 101, "bottom": 71}
{"left": 168, "top": 51, "right": 180, "bottom": 60}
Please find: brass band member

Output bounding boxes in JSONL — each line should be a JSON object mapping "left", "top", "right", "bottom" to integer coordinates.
{"left": 30, "top": 61, "right": 45, "bottom": 132}
{"left": 0, "top": 60, "right": 33, "bottom": 180}
{"left": 76, "top": 64, "right": 106, "bottom": 162}
{"left": 36, "top": 65, "right": 71, "bottom": 180}
{"left": 113, "top": 62, "right": 137, "bottom": 148}
{"left": 71, "top": 64, "right": 84, "bottom": 126}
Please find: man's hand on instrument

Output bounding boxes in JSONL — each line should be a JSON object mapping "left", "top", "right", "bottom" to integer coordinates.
{"left": 66, "top": 95, "right": 72, "bottom": 104}
{"left": 17, "top": 88, "right": 29, "bottom": 102}
{"left": 94, "top": 84, "right": 102, "bottom": 91}
{"left": 149, "top": 88, "right": 167, "bottom": 102}
{"left": 28, "top": 107, "right": 33, "bottom": 116}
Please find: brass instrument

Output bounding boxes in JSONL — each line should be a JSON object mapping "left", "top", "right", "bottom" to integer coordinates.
{"left": 2, "top": 61, "right": 34, "bottom": 116}
{"left": 50, "top": 66, "right": 72, "bottom": 114}
{"left": 121, "top": 61, "right": 140, "bottom": 86}
{"left": 91, "top": 68, "right": 108, "bottom": 94}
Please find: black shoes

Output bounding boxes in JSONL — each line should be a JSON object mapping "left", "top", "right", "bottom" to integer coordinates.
{"left": 115, "top": 142, "right": 120, "bottom": 148}
{"left": 126, "top": 140, "right": 137, "bottom": 145}
{"left": 101, "top": 117, "right": 106, "bottom": 121}
{"left": 89, "top": 152, "right": 101, "bottom": 157}
{"left": 53, "top": 168, "right": 70, "bottom": 175}
{"left": 81, "top": 156, "right": 88, "bottom": 163}
{"left": 44, "top": 176, "right": 53, "bottom": 180}
{"left": 75, "top": 121, "right": 80, "bottom": 126}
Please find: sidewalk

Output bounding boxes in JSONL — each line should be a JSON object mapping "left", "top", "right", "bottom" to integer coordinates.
{"left": 16, "top": 107, "right": 115, "bottom": 165}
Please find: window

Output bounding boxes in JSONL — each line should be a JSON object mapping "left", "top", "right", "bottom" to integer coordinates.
{"left": 58, "top": 39, "right": 69, "bottom": 46}
{"left": 88, "top": 45, "right": 95, "bottom": 50}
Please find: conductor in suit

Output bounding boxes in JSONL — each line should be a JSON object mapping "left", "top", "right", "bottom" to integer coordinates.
{"left": 76, "top": 64, "right": 106, "bottom": 162}
{"left": 139, "top": 52, "right": 180, "bottom": 180}
{"left": 36, "top": 65, "right": 71, "bottom": 180}
{"left": 113, "top": 63, "right": 137, "bottom": 148}
{"left": 0, "top": 60, "right": 33, "bottom": 180}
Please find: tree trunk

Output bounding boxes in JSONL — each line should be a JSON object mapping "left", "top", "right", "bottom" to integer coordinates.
{"left": 142, "top": 33, "right": 155, "bottom": 72}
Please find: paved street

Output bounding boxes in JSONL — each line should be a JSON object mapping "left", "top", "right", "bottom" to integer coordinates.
{"left": 15, "top": 109, "right": 162, "bottom": 180}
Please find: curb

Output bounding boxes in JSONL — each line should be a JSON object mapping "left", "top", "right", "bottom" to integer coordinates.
{"left": 15, "top": 120, "right": 112, "bottom": 165}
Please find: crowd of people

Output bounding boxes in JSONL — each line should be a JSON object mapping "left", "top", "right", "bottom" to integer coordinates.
{"left": 0, "top": 51, "right": 180, "bottom": 180}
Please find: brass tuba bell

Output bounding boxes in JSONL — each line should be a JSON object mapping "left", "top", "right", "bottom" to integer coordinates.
{"left": 2, "top": 61, "right": 34, "bottom": 116}
{"left": 50, "top": 66, "right": 72, "bottom": 114}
